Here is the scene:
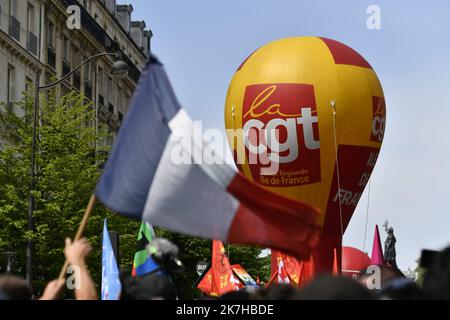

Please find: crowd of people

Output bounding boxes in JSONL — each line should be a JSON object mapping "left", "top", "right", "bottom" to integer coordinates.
{"left": 1, "top": 237, "right": 449, "bottom": 300}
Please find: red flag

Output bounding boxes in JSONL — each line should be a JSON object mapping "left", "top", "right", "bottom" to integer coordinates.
{"left": 270, "top": 250, "right": 290, "bottom": 284}
{"left": 270, "top": 250, "right": 306, "bottom": 286}
{"left": 197, "top": 268, "right": 213, "bottom": 294}
{"left": 298, "top": 254, "right": 315, "bottom": 287}
{"left": 332, "top": 248, "right": 339, "bottom": 275}
{"left": 197, "top": 241, "right": 239, "bottom": 296}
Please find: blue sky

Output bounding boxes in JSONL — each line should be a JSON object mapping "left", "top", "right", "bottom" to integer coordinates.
{"left": 126, "top": 0, "right": 450, "bottom": 271}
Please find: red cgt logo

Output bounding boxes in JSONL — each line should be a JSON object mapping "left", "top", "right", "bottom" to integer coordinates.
{"left": 371, "top": 97, "right": 386, "bottom": 143}
{"left": 240, "top": 83, "right": 321, "bottom": 187}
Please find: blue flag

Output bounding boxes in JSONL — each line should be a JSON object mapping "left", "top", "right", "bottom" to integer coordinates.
{"left": 101, "top": 219, "right": 122, "bottom": 300}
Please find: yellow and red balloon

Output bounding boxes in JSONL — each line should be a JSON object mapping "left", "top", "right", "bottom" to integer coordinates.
{"left": 225, "top": 36, "right": 385, "bottom": 273}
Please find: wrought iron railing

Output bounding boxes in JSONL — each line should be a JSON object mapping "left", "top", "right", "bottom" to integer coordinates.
{"left": 9, "top": 16, "right": 20, "bottom": 42}
{"left": 28, "top": 32, "right": 38, "bottom": 56}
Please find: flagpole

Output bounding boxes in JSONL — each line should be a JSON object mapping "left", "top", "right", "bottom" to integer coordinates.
{"left": 58, "top": 194, "right": 97, "bottom": 280}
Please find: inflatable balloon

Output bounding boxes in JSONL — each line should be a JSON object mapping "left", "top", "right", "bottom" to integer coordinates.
{"left": 342, "top": 246, "right": 371, "bottom": 279}
{"left": 225, "top": 37, "right": 385, "bottom": 273}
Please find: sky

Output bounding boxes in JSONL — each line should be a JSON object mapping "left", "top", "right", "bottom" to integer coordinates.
{"left": 125, "top": 0, "right": 450, "bottom": 271}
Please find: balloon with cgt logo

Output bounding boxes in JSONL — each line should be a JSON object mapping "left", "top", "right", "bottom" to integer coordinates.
{"left": 224, "top": 37, "right": 386, "bottom": 273}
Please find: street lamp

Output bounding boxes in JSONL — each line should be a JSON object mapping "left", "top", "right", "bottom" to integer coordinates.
{"left": 26, "top": 52, "right": 129, "bottom": 289}
{"left": 111, "top": 60, "right": 130, "bottom": 78}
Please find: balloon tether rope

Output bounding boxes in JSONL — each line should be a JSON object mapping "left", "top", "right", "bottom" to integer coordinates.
{"left": 331, "top": 101, "right": 344, "bottom": 240}
{"left": 362, "top": 179, "right": 371, "bottom": 253}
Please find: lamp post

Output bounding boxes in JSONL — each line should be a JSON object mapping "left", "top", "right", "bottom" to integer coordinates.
{"left": 26, "top": 52, "right": 129, "bottom": 289}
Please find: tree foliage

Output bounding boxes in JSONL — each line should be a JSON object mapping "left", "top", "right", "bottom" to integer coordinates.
{"left": 0, "top": 89, "right": 270, "bottom": 298}
{"left": 0, "top": 89, "right": 139, "bottom": 294}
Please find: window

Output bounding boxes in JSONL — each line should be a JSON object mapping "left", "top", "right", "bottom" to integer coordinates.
{"left": 27, "top": 3, "right": 38, "bottom": 55}
{"left": 8, "top": 0, "right": 20, "bottom": 41}
{"left": 9, "top": 0, "right": 17, "bottom": 17}
{"left": 63, "top": 36, "right": 70, "bottom": 62}
{"left": 84, "top": 57, "right": 93, "bottom": 82}
{"left": 62, "top": 37, "right": 71, "bottom": 76}
{"left": 73, "top": 47, "right": 81, "bottom": 89}
{"left": 25, "top": 76, "right": 33, "bottom": 93}
{"left": 7, "top": 65, "right": 16, "bottom": 105}
{"left": 107, "top": 76, "right": 113, "bottom": 105}
{"left": 98, "top": 67, "right": 104, "bottom": 94}
{"left": 117, "top": 86, "right": 123, "bottom": 109}
{"left": 27, "top": 3, "right": 36, "bottom": 34}
{"left": 47, "top": 21, "right": 55, "bottom": 47}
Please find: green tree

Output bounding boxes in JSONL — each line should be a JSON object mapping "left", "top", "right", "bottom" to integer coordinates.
{"left": 0, "top": 89, "right": 271, "bottom": 299}
{"left": 415, "top": 258, "right": 425, "bottom": 288}
{"left": 0, "top": 89, "right": 140, "bottom": 295}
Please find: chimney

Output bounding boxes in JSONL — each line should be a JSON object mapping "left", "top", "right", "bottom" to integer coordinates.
{"left": 115, "top": 4, "right": 134, "bottom": 33}
{"left": 104, "top": 0, "right": 116, "bottom": 14}
{"left": 143, "top": 30, "right": 153, "bottom": 56}
{"left": 130, "top": 20, "right": 146, "bottom": 50}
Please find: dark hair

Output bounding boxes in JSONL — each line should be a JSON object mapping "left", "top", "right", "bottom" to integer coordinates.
{"left": 220, "top": 289, "right": 251, "bottom": 300}
{"left": 120, "top": 273, "right": 177, "bottom": 300}
{"left": 251, "top": 284, "right": 299, "bottom": 300}
{"left": 420, "top": 246, "right": 450, "bottom": 299}
{"left": 294, "top": 275, "right": 374, "bottom": 300}
{"left": 0, "top": 275, "right": 32, "bottom": 300}
{"left": 379, "top": 277, "right": 424, "bottom": 300}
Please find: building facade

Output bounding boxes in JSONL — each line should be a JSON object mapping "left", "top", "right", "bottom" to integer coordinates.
{"left": 0, "top": 0, "right": 152, "bottom": 143}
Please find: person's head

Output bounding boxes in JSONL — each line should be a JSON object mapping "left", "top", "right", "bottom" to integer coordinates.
{"left": 120, "top": 273, "right": 177, "bottom": 300}
{"left": 0, "top": 290, "right": 9, "bottom": 300}
{"left": 250, "top": 283, "right": 299, "bottom": 300}
{"left": 294, "top": 275, "right": 374, "bottom": 300}
{"left": 420, "top": 246, "right": 450, "bottom": 299}
{"left": 219, "top": 289, "right": 251, "bottom": 300}
{"left": 0, "top": 275, "right": 32, "bottom": 300}
{"left": 379, "top": 277, "right": 424, "bottom": 300}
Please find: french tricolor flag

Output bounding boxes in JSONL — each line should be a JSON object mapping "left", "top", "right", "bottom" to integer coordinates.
{"left": 96, "top": 56, "right": 321, "bottom": 259}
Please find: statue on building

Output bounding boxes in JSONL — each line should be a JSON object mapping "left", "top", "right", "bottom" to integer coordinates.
{"left": 383, "top": 220, "right": 397, "bottom": 268}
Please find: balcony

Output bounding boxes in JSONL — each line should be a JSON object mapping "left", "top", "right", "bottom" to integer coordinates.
{"left": 9, "top": 16, "right": 20, "bottom": 42}
{"left": 27, "top": 32, "right": 38, "bottom": 56}
{"left": 73, "top": 70, "right": 81, "bottom": 91}
{"left": 98, "top": 103, "right": 108, "bottom": 121}
{"left": 47, "top": 45, "right": 56, "bottom": 70}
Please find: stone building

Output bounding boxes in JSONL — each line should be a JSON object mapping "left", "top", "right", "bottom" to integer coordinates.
{"left": 0, "top": 0, "right": 152, "bottom": 143}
